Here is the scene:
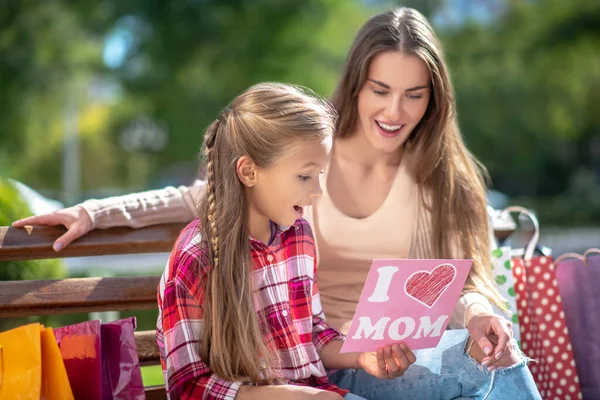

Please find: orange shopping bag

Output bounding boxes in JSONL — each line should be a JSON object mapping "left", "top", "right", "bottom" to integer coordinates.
{"left": 40, "top": 326, "right": 74, "bottom": 400}
{"left": 0, "top": 323, "right": 74, "bottom": 400}
{"left": 0, "top": 323, "right": 42, "bottom": 399}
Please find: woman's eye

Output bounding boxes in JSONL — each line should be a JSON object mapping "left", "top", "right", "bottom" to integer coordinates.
{"left": 298, "top": 175, "right": 311, "bottom": 181}
{"left": 373, "top": 89, "right": 387, "bottom": 96}
{"left": 407, "top": 93, "right": 423, "bottom": 99}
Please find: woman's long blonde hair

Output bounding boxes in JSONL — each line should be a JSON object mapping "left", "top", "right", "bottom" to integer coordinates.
{"left": 331, "top": 8, "right": 505, "bottom": 309}
{"left": 198, "top": 82, "right": 335, "bottom": 383}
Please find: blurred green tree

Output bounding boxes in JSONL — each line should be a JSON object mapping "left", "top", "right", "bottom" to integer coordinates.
{"left": 1, "top": 0, "right": 599, "bottom": 226}
{"left": 442, "top": 0, "right": 600, "bottom": 200}
{"left": 0, "top": 0, "right": 373, "bottom": 198}
{"left": 0, "top": 178, "right": 66, "bottom": 281}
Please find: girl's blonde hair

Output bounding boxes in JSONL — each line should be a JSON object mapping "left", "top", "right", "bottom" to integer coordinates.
{"left": 332, "top": 8, "right": 505, "bottom": 309}
{"left": 198, "top": 82, "right": 335, "bottom": 383}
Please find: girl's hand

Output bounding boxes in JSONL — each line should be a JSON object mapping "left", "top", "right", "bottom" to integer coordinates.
{"left": 467, "top": 312, "right": 516, "bottom": 370}
{"left": 357, "top": 343, "right": 416, "bottom": 379}
{"left": 12, "top": 206, "right": 93, "bottom": 251}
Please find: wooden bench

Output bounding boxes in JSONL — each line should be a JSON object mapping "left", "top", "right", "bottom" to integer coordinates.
{"left": 0, "top": 220, "right": 518, "bottom": 399}
{"left": 0, "top": 223, "right": 187, "bottom": 400}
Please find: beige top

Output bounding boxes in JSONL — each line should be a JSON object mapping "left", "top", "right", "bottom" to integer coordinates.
{"left": 82, "top": 163, "right": 493, "bottom": 334}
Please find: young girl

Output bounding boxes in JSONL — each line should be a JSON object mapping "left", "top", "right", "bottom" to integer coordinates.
{"left": 156, "top": 83, "right": 413, "bottom": 400}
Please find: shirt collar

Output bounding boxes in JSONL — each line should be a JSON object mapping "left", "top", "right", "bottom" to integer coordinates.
{"left": 249, "top": 219, "right": 301, "bottom": 247}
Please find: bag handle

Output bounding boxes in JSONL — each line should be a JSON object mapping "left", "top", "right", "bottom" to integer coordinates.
{"left": 500, "top": 206, "right": 540, "bottom": 261}
{"left": 487, "top": 206, "right": 499, "bottom": 251}
{"left": 554, "top": 252, "right": 585, "bottom": 267}
{"left": 554, "top": 248, "right": 600, "bottom": 268}
{"left": 583, "top": 248, "right": 600, "bottom": 262}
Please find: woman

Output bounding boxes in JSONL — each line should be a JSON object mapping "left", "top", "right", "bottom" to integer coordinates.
{"left": 15, "top": 8, "right": 540, "bottom": 399}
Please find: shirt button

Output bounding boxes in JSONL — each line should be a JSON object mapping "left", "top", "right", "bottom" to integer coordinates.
{"left": 282, "top": 309, "right": 288, "bottom": 317}
{"left": 266, "top": 254, "right": 274, "bottom": 262}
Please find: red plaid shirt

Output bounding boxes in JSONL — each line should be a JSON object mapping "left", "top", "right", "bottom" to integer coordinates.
{"left": 156, "top": 218, "right": 348, "bottom": 399}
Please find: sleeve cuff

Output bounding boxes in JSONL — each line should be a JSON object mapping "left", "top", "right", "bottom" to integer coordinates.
{"left": 209, "top": 378, "right": 243, "bottom": 400}
{"left": 449, "top": 292, "right": 494, "bottom": 329}
{"left": 80, "top": 199, "right": 107, "bottom": 230}
{"left": 314, "top": 327, "right": 345, "bottom": 353}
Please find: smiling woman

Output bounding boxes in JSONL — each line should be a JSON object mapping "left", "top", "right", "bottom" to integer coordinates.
{"left": 355, "top": 52, "right": 431, "bottom": 153}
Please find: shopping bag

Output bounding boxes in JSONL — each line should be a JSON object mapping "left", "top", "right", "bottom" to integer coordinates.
{"left": 101, "top": 317, "right": 145, "bottom": 400}
{"left": 54, "top": 317, "right": 145, "bottom": 400}
{"left": 488, "top": 205, "right": 540, "bottom": 343}
{"left": 554, "top": 249, "right": 600, "bottom": 400}
{"left": 54, "top": 320, "right": 103, "bottom": 400}
{"left": 0, "top": 323, "right": 42, "bottom": 399}
{"left": 0, "top": 345, "right": 3, "bottom": 395}
{"left": 40, "top": 325, "right": 75, "bottom": 400}
{"left": 506, "top": 206, "right": 583, "bottom": 399}
{"left": 490, "top": 246, "right": 521, "bottom": 342}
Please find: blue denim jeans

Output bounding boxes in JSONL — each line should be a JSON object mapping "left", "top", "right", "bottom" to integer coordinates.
{"left": 332, "top": 329, "right": 541, "bottom": 400}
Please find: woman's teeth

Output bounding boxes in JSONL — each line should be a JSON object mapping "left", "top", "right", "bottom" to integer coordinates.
{"left": 377, "top": 121, "right": 403, "bottom": 132}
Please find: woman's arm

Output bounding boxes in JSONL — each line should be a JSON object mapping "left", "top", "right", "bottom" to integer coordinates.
{"left": 12, "top": 182, "right": 204, "bottom": 250}
{"left": 82, "top": 182, "right": 202, "bottom": 229}
{"left": 449, "top": 292, "right": 494, "bottom": 329}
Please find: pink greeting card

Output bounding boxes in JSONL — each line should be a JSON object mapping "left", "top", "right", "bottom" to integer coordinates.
{"left": 341, "top": 259, "right": 472, "bottom": 353}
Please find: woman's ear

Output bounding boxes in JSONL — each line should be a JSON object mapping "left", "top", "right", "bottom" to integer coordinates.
{"left": 236, "top": 155, "right": 258, "bottom": 187}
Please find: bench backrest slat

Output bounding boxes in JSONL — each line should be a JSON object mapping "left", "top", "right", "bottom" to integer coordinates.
{"left": 0, "top": 223, "right": 186, "bottom": 261}
{"left": 0, "top": 276, "right": 161, "bottom": 318}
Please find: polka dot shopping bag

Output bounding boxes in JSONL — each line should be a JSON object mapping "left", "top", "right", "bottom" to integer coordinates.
{"left": 506, "top": 207, "right": 582, "bottom": 400}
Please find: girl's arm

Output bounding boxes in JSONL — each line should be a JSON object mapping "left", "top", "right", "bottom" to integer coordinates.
{"left": 160, "top": 270, "right": 243, "bottom": 399}
{"left": 236, "top": 385, "right": 343, "bottom": 400}
{"left": 161, "top": 242, "right": 343, "bottom": 400}
{"left": 162, "top": 273, "right": 342, "bottom": 400}
{"left": 317, "top": 340, "right": 359, "bottom": 369}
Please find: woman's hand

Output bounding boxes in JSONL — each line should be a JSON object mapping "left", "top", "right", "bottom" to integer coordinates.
{"left": 357, "top": 343, "right": 416, "bottom": 380}
{"left": 467, "top": 312, "right": 516, "bottom": 371}
{"left": 12, "top": 206, "right": 93, "bottom": 251}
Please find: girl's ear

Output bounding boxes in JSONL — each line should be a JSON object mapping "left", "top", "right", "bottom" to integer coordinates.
{"left": 236, "top": 155, "right": 258, "bottom": 187}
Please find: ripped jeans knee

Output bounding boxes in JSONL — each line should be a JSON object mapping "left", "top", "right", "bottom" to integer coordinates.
{"left": 464, "top": 336, "right": 532, "bottom": 372}
{"left": 462, "top": 336, "right": 539, "bottom": 400}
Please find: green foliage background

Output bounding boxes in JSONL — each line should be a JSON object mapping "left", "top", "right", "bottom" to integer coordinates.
{"left": 1, "top": 0, "right": 599, "bottom": 225}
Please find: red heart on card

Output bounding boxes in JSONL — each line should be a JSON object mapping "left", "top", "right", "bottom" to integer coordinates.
{"left": 405, "top": 264, "right": 456, "bottom": 308}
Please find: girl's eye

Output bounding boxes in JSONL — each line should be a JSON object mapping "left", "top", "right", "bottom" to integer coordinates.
{"left": 407, "top": 93, "right": 423, "bottom": 99}
{"left": 298, "top": 175, "right": 311, "bottom": 181}
{"left": 373, "top": 89, "right": 387, "bottom": 96}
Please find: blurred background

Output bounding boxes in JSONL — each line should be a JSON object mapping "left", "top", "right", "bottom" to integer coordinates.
{"left": 1, "top": 0, "right": 598, "bottom": 216}
{"left": 1, "top": 0, "right": 599, "bottom": 385}
{"left": 2, "top": 0, "right": 600, "bottom": 274}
